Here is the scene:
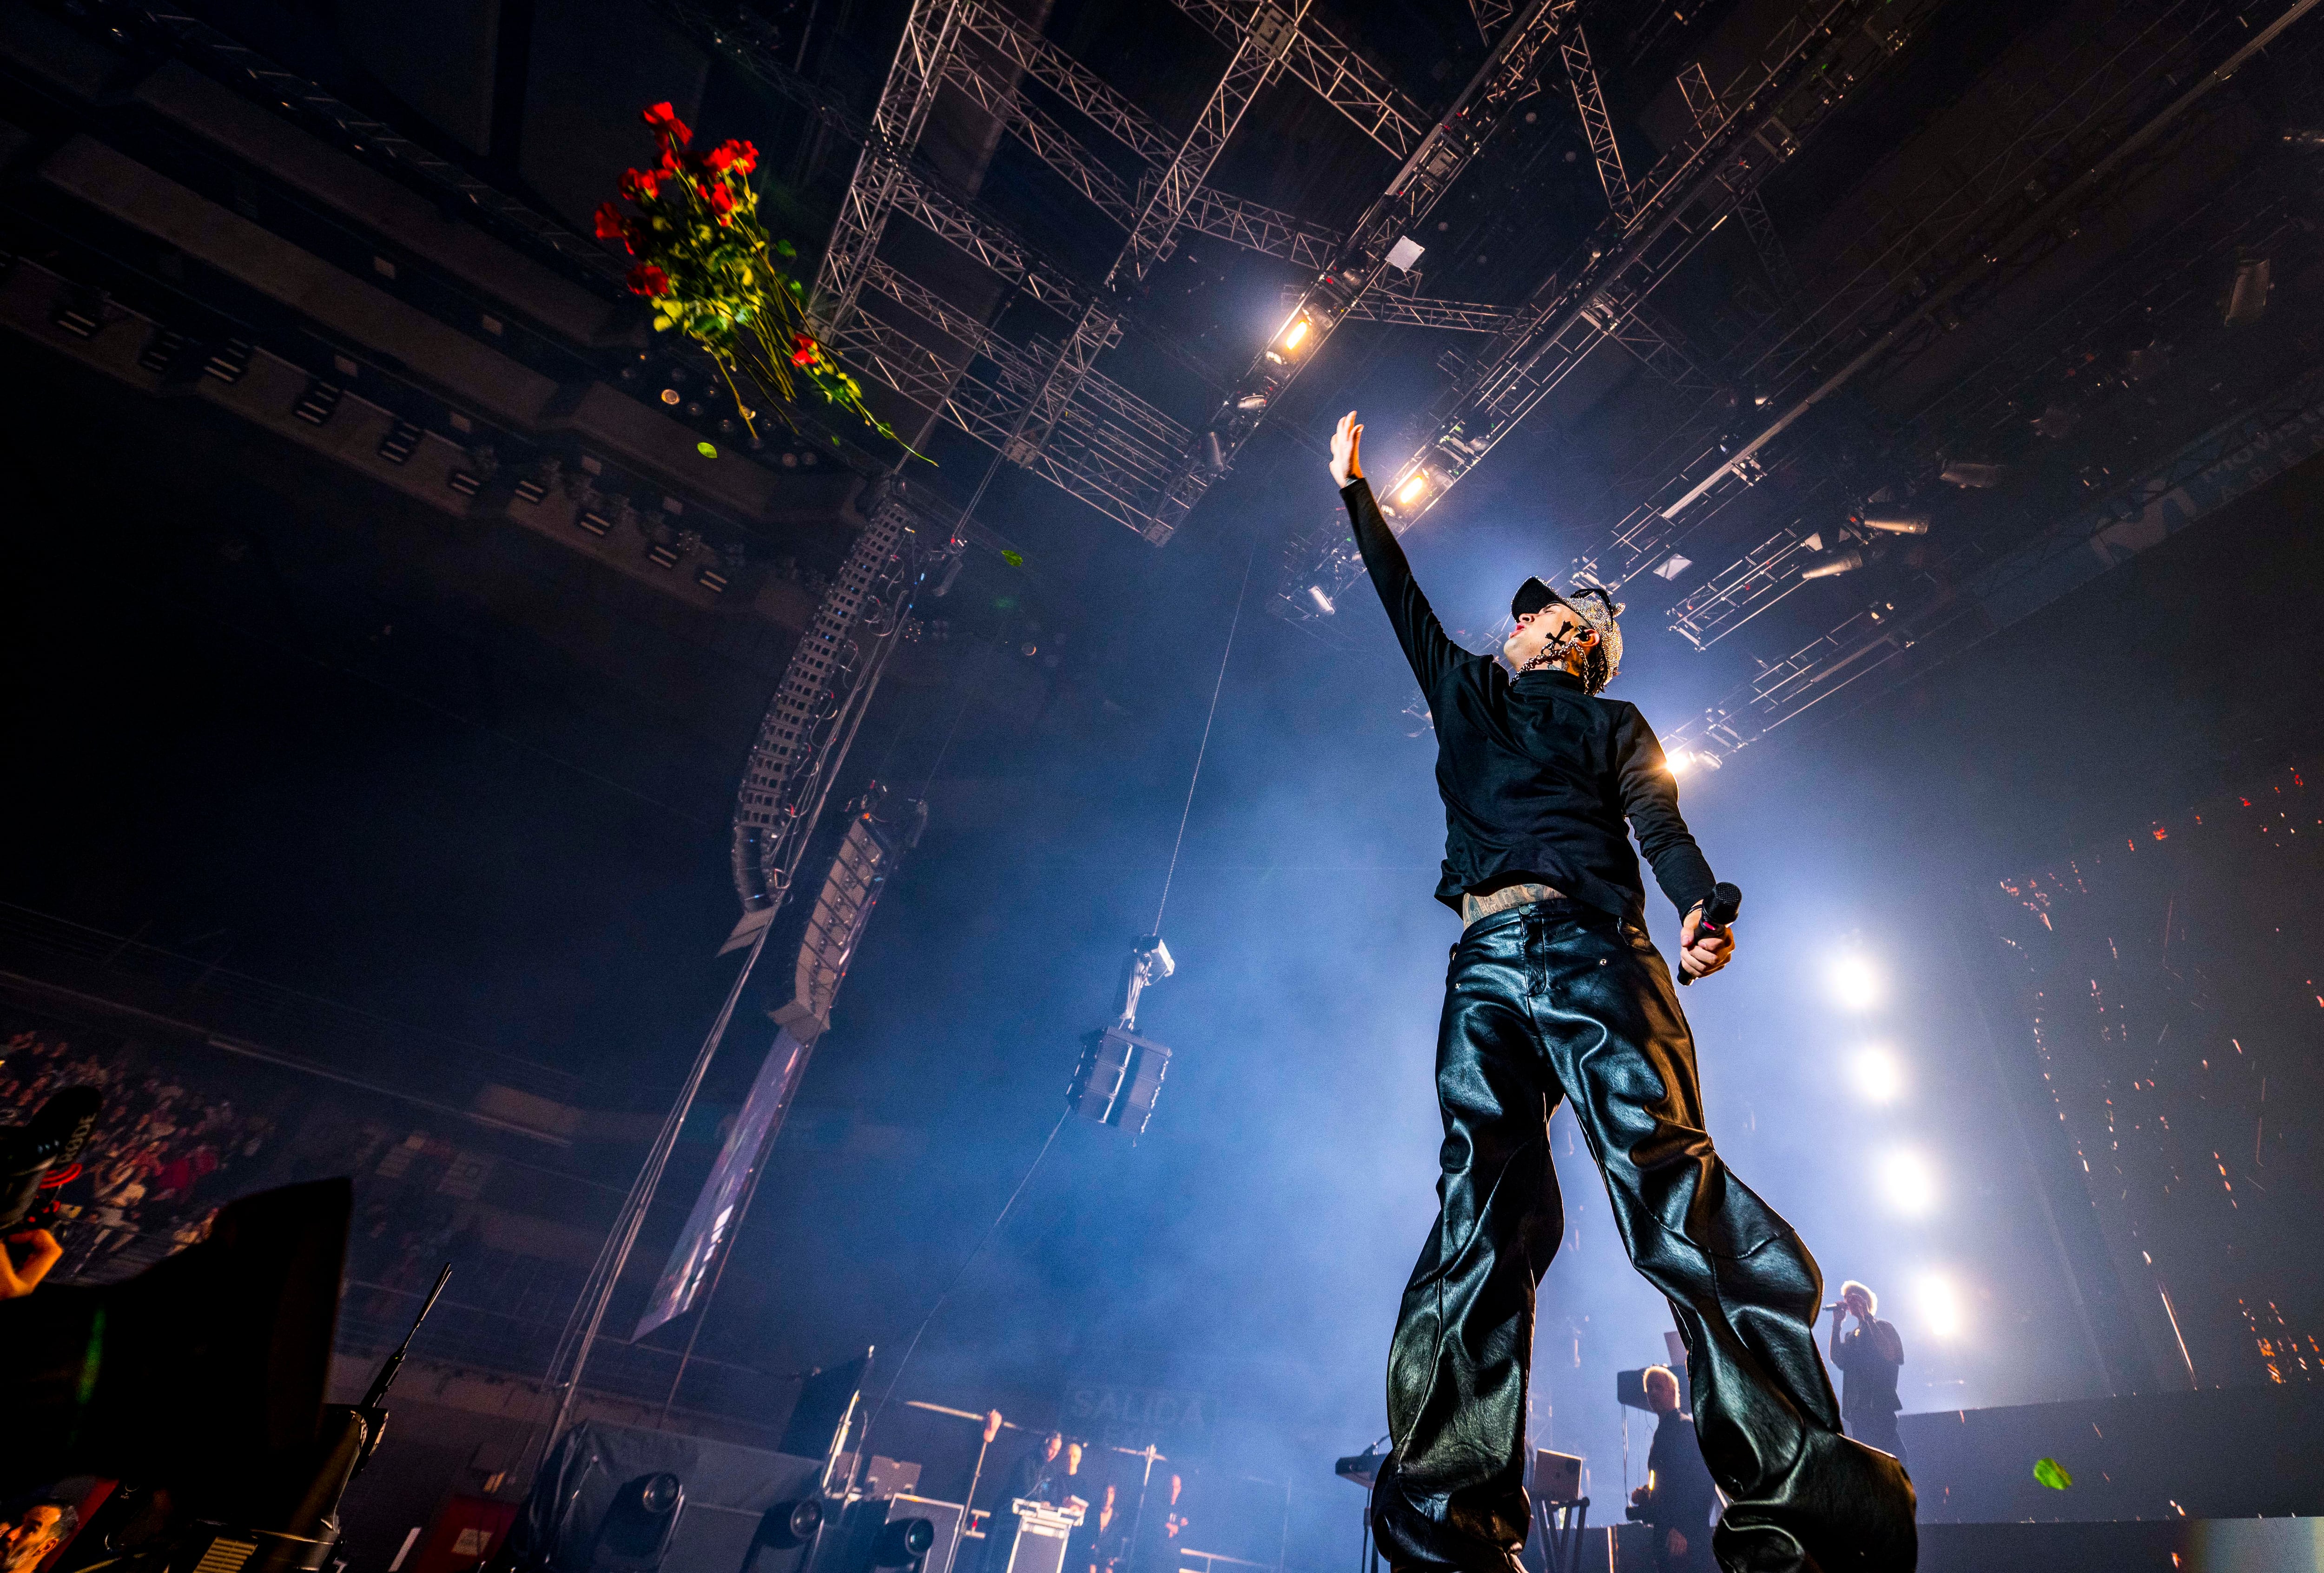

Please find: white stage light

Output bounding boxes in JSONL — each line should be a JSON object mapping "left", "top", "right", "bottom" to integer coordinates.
{"left": 1877, "top": 1149, "right": 1939, "bottom": 1216}
{"left": 1917, "top": 1270, "right": 1965, "bottom": 1338}
{"left": 1848, "top": 1045, "right": 1906, "bottom": 1104}
{"left": 1827, "top": 954, "right": 1882, "bottom": 1011}
{"left": 1667, "top": 750, "right": 1695, "bottom": 776}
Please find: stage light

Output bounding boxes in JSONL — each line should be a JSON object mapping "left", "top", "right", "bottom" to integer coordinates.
{"left": 1826, "top": 953, "right": 1882, "bottom": 1011}
{"left": 1876, "top": 1149, "right": 1939, "bottom": 1217}
{"left": 1801, "top": 549, "right": 1865, "bottom": 581}
{"left": 1667, "top": 750, "right": 1695, "bottom": 776}
{"left": 1395, "top": 472, "right": 1429, "bottom": 507}
{"left": 1858, "top": 513, "right": 1929, "bottom": 535}
{"left": 1916, "top": 1270, "right": 1965, "bottom": 1338}
{"left": 1283, "top": 317, "right": 1311, "bottom": 350}
{"left": 1307, "top": 585, "right": 1336, "bottom": 614}
{"left": 1847, "top": 1045, "right": 1906, "bottom": 1104}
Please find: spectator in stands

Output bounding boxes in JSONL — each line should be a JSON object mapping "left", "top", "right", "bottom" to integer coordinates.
{"left": 0, "top": 1028, "right": 273, "bottom": 1278}
{"left": 0, "top": 1500, "right": 80, "bottom": 1573}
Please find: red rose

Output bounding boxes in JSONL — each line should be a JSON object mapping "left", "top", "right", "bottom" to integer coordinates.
{"left": 706, "top": 181, "right": 735, "bottom": 215}
{"left": 627, "top": 263, "right": 672, "bottom": 298}
{"left": 641, "top": 101, "right": 693, "bottom": 145}
{"left": 621, "top": 167, "right": 660, "bottom": 200}
{"left": 593, "top": 201, "right": 634, "bottom": 251}
{"left": 706, "top": 138, "right": 759, "bottom": 175}
{"left": 790, "top": 331, "right": 819, "bottom": 369}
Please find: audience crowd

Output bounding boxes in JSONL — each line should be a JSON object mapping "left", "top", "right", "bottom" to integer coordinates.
{"left": 1, "top": 1027, "right": 277, "bottom": 1279}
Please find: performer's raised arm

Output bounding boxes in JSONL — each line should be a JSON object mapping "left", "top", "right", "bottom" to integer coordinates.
{"left": 1329, "top": 411, "right": 1462, "bottom": 693}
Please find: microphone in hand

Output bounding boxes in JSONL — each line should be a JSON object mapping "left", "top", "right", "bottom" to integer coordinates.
{"left": 1678, "top": 882, "right": 1742, "bottom": 986}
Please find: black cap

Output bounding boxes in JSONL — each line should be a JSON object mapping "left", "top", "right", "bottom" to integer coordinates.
{"left": 1512, "top": 577, "right": 1566, "bottom": 619}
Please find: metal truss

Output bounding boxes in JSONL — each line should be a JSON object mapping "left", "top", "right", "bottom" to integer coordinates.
{"left": 1651, "top": 0, "right": 2269, "bottom": 530}
{"left": 1662, "top": 157, "right": 2305, "bottom": 650}
{"left": 1635, "top": 0, "right": 2314, "bottom": 650}
{"left": 1675, "top": 64, "right": 1795, "bottom": 297}
{"left": 1399, "top": 0, "right": 1914, "bottom": 510}
{"left": 1469, "top": 0, "right": 1519, "bottom": 43}
{"left": 1165, "top": 0, "right": 1431, "bottom": 159}
{"left": 1326, "top": 281, "right": 1517, "bottom": 333}
{"left": 813, "top": 0, "right": 969, "bottom": 336}
{"left": 1183, "top": 0, "right": 1576, "bottom": 542}
{"left": 964, "top": 0, "right": 1301, "bottom": 541}
{"left": 1561, "top": 24, "right": 1635, "bottom": 227}
{"left": 1661, "top": 363, "right": 2324, "bottom": 771}
{"left": 938, "top": 13, "right": 1343, "bottom": 268}
{"left": 1270, "top": 0, "right": 1937, "bottom": 627}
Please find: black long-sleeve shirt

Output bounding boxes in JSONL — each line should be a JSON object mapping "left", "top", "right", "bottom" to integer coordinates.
{"left": 1342, "top": 478, "right": 1715, "bottom": 924}
{"left": 1642, "top": 1413, "right": 1718, "bottom": 1537}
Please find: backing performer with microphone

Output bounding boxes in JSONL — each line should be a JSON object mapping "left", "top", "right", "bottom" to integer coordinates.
{"left": 1327, "top": 415, "right": 1915, "bottom": 1573}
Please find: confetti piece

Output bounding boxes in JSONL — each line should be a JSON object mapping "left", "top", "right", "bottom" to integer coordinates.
{"left": 697, "top": 441, "right": 718, "bottom": 458}
{"left": 2034, "top": 1458, "right": 2073, "bottom": 1490}
{"left": 1002, "top": 549, "right": 1025, "bottom": 567}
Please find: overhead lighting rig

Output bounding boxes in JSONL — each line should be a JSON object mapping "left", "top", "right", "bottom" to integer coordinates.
{"left": 1274, "top": 0, "right": 1943, "bottom": 630}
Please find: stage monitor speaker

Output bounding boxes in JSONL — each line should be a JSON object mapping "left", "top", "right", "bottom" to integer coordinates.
{"left": 588, "top": 1474, "right": 685, "bottom": 1573}
{"left": 831, "top": 1495, "right": 964, "bottom": 1573}
{"left": 1532, "top": 1450, "right": 1583, "bottom": 1506}
{"left": 778, "top": 1353, "right": 872, "bottom": 1462}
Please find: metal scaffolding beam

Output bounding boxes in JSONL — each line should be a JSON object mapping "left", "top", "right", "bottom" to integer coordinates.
{"left": 1269, "top": 0, "right": 1944, "bottom": 628}
{"left": 986, "top": 0, "right": 1302, "bottom": 540}
{"left": 1676, "top": 63, "right": 1795, "bottom": 297}
{"left": 1177, "top": 0, "right": 1575, "bottom": 541}
{"left": 813, "top": 0, "right": 968, "bottom": 337}
{"left": 1165, "top": 0, "right": 1431, "bottom": 159}
{"left": 1351, "top": 0, "right": 1928, "bottom": 533}
{"left": 938, "top": 13, "right": 1343, "bottom": 268}
{"left": 1562, "top": 24, "right": 1635, "bottom": 227}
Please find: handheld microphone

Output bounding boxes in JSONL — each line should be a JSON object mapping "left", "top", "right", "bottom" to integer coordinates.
{"left": 1678, "top": 882, "right": 1742, "bottom": 987}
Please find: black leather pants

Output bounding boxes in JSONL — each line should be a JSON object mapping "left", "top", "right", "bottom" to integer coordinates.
{"left": 1370, "top": 902, "right": 1916, "bottom": 1573}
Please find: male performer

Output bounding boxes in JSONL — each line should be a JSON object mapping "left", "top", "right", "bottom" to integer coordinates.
{"left": 1828, "top": 1282, "right": 1907, "bottom": 1462}
{"left": 1328, "top": 413, "right": 1915, "bottom": 1573}
{"left": 1629, "top": 1367, "right": 1717, "bottom": 1573}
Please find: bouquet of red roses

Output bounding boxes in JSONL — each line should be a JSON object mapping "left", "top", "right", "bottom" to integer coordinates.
{"left": 596, "top": 101, "right": 901, "bottom": 449}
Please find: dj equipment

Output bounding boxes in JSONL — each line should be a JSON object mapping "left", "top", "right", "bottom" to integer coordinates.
{"left": 1001, "top": 1499, "right": 1084, "bottom": 1573}
{"left": 1677, "top": 882, "right": 1742, "bottom": 987}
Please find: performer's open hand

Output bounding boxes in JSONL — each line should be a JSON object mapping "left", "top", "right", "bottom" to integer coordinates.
{"left": 1330, "top": 410, "right": 1364, "bottom": 487}
{"left": 1678, "top": 904, "right": 1734, "bottom": 980}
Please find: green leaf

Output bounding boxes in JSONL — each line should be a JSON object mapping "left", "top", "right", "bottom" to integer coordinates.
{"left": 2033, "top": 1458, "right": 2073, "bottom": 1490}
{"left": 697, "top": 441, "right": 718, "bottom": 459}
{"left": 774, "top": 239, "right": 797, "bottom": 258}
{"left": 1001, "top": 550, "right": 1024, "bottom": 568}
